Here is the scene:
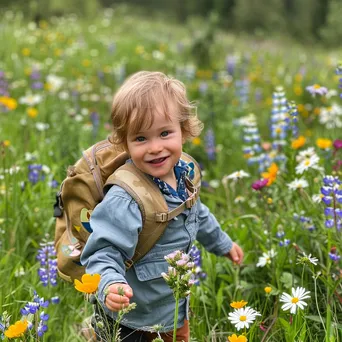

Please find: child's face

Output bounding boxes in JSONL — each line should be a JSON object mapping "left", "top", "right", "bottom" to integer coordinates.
{"left": 126, "top": 102, "right": 183, "bottom": 185}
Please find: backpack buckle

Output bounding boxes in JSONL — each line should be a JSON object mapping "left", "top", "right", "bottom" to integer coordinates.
{"left": 156, "top": 212, "right": 168, "bottom": 223}
{"left": 124, "top": 259, "right": 134, "bottom": 270}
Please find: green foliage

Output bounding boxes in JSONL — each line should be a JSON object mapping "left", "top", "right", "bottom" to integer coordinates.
{"left": 319, "top": 0, "right": 342, "bottom": 47}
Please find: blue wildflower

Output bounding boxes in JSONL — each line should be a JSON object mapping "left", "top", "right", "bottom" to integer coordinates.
{"left": 204, "top": 128, "right": 216, "bottom": 161}
{"left": 36, "top": 241, "right": 58, "bottom": 286}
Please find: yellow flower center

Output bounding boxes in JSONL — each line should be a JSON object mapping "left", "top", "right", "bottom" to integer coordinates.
{"left": 313, "top": 84, "right": 320, "bottom": 89}
{"left": 304, "top": 159, "right": 310, "bottom": 166}
{"left": 292, "top": 297, "right": 299, "bottom": 304}
{"left": 239, "top": 315, "right": 247, "bottom": 321}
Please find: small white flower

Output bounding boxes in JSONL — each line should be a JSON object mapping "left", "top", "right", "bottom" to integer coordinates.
{"left": 296, "top": 147, "right": 316, "bottom": 163}
{"left": 287, "top": 178, "right": 309, "bottom": 190}
{"left": 295, "top": 155, "right": 320, "bottom": 174}
{"left": 256, "top": 249, "right": 277, "bottom": 267}
{"left": 312, "top": 194, "right": 323, "bottom": 203}
{"left": 209, "top": 180, "right": 220, "bottom": 188}
{"left": 228, "top": 306, "right": 261, "bottom": 331}
{"left": 223, "top": 170, "right": 250, "bottom": 182}
{"left": 234, "top": 196, "right": 246, "bottom": 203}
{"left": 280, "top": 287, "right": 310, "bottom": 314}
{"left": 297, "top": 252, "right": 318, "bottom": 266}
{"left": 36, "top": 122, "right": 50, "bottom": 131}
{"left": 19, "top": 93, "right": 43, "bottom": 106}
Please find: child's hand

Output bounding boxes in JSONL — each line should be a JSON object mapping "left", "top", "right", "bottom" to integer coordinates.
{"left": 224, "top": 242, "right": 244, "bottom": 265}
{"left": 105, "top": 283, "right": 133, "bottom": 312}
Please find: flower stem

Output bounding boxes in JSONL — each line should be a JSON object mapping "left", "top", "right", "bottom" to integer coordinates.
{"left": 173, "top": 274, "right": 180, "bottom": 342}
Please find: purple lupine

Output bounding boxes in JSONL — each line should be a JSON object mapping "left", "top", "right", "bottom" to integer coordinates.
{"left": 293, "top": 213, "right": 316, "bottom": 231}
{"left": 90, "top": 111, "right": 100, "bottom": 138}
{"left": 287, "top": 101, "right": 299, "bottom": 138}
{"left": 336, "top": 63, "right": 342, "bottom": 98}
{"left": 204, "top": 128, "right": 216, "bottom": 161}
{"left": 225, "top": 54, "right": 237, "bottom": 75}
{"left": 0, "top": 70, "right": 9, "bottom": 96}
{"left": 36, "top": 241, "right": 58, "bottom": 286}
{"left": 321, "top": 175, "right": 342, "bottom": 231}
{"left": 28, "top": 164, "right": 44, "bottom": 184}
{"left": 30, "top": 69, "right": 43, "bottom": 90}
{"left": 21, "top": 292, "right": 50, "bottom": 338}
{"left": 235, "top": 78, "right": 250, "bottom": 107}
{"left": 189, "top": 245, "right": 206, "bottom": 285}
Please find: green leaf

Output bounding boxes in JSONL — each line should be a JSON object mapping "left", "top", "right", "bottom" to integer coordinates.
{"left": 280, "top": 272, "right": 293, "bottom": 289}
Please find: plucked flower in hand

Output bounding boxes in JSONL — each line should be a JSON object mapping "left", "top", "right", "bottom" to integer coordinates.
{"left": 280, "top": 287, "right": 310, "bottom": 314}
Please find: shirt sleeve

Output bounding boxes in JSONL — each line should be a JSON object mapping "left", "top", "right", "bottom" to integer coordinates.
{"left": 80, "top": 185, "right": 142, "bottom": 302}
{"left": 195, "top": 198, "right": 233, "bottom": 256}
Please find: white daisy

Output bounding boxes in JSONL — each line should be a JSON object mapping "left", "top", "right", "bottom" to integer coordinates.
{"left": 19, "top": 93, "right": 43, "bottom": 106}
{"left": 295, "top": 154, "right": 320, "bottom": 174}
{"left": 280, "top": 287, "right": 310, "bottom": 314}
{"left": 256, "top": 249, "right": 277, "bottom": 267}
{"left": 287, "top": 178, "right": 309, "bottom": 190}
{"left": 297, "top": 252, "right": 318, "bottom": 266}
{"left": 228, "top": 306, "right": 261, "bottom": 331}
{"left": 296, "top": 147, "right": 316, "bottom": 163}
{"left": 223, "top": 170, "right": 250, "bottom": 182}
{"left": 234, "top": 196, "right": 246, "bottom": 203}
{"left": 312, "top": 194, "right": 323, "bottom": 203}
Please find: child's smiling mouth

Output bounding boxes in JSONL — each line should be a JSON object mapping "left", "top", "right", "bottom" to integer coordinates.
{"left": 148, "top": 157, "right": 168, "bottom": 164}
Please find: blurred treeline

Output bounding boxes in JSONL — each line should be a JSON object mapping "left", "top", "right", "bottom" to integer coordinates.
{"left": 2, "top": 0, "right": 342, "bottom": 46}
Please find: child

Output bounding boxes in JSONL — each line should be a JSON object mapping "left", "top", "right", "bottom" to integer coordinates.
{"left": 81, "top": 71, "right": 244, "bottom": 342}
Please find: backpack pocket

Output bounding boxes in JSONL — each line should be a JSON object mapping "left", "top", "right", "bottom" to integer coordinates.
{"left": 55, "top": 219, "right": 86, "bottom": 282}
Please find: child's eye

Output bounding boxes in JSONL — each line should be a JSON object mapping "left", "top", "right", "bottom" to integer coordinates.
{"left": 161, "top": 131, "right": 169, "bottom": 137}
{"left": 136, "top": 136, "right": 146, "bottom": 142}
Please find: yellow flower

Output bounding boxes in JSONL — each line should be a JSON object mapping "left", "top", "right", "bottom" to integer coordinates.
{"left": 313, "top": 107, "right": 320, "bottom": 115}
{"left": 228, "top": 334, "right": 247, "bottom": 342}
{"left": 192, "top": 137, "right": 201, "bottom": 146}
{"left": 261, "top": 163, "right": 278, "bottom": 186}
{"left": 21, "top": 48, "right": 30, "bottom": 56}
{"left": 294, "top": 74, "right": 303, "bottom": 83}
{"left": 82, "top": 59, "right": 91, "bottom": 67}
{"left": 297, "top": 104, "right": 305, "bottom": 113}
{"left": 264, "top": 286, "right": 272, "bottom": 294}
{"left": 0, "top": 96, "right": 18, "bottom": 110}
{"left": 74, "top": 273, "right": 101, "bottom": 294}
{"left": 291, "top": 135, "right": 306, "bottom": 149}
{"left": 230, "top": 300, "right": 248, "bottom": 309}
{"left": 135, "top": 45, "right": 145, "bottom": 55}
{"left": 293, "top": 85, "right": 303, "bottom": 96}
{"left": 27, "top": 107, "right": 38, "bottom": 118}
{"left": 5, "top": 320, "right": 28, "bottom": 338}
{"left": 267, "top": 198, "right": 273, "bottom": 204}
{"left": 316, "top": 138, "right": 332, "bottom": 149}
{"left": 3, "top": 140, "right": 11, "bottom": 147}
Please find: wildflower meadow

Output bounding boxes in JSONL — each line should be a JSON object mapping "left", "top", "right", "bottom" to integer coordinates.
{"left": 0, "top": 5, "right": 342, "bottom": 342}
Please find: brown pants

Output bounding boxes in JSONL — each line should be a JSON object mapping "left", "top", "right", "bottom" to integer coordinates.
{"left": 93, "top": 314, "right": 189, "bottom": 342}
{"left": 145, "top": 320, "right": 189, "bottom": 342}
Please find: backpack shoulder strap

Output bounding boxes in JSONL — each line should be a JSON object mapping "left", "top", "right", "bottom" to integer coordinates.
{"left": 105, "top": 163, "right": 169, "bottom": 268}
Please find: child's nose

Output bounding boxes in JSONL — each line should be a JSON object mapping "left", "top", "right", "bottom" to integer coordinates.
{"left": 148, "top": 139, "right": 163, "bottom": 154}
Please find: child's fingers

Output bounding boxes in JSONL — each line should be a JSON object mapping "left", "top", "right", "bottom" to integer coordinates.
{"left": 108, "top": 283, "right": 133, "bottom": 298}
{"left": 105, "top": 293, "right": 130, "bottom": 312}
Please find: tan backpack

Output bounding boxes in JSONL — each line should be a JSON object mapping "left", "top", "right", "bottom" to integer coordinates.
{"left": 54, "top": 139, "right": 201, "bottom": 282}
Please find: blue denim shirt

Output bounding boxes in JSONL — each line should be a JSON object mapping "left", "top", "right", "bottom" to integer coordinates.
{"left": 81, "top": 183, "right": 233, "bottom": 332}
